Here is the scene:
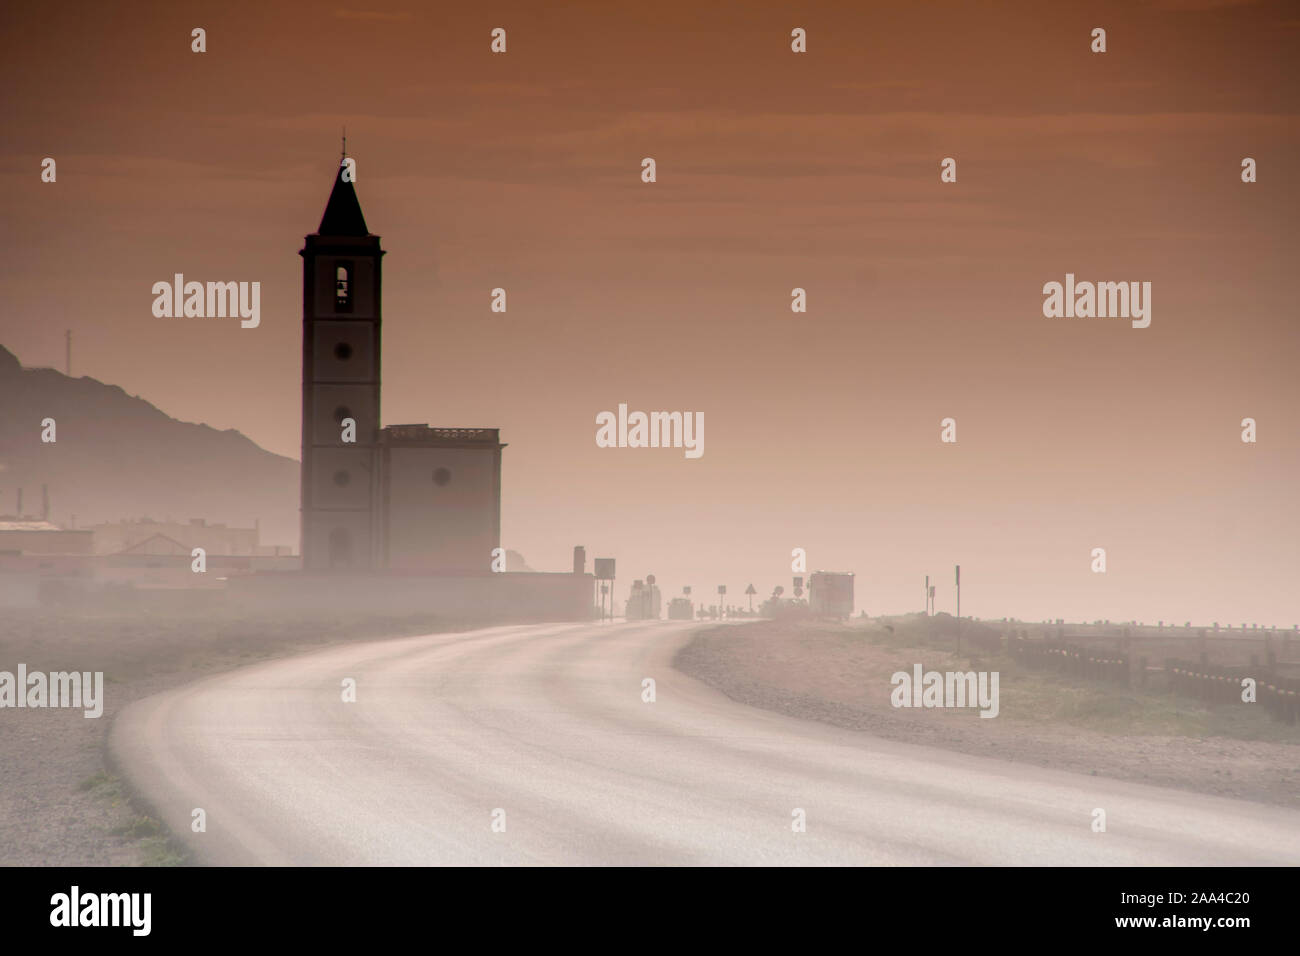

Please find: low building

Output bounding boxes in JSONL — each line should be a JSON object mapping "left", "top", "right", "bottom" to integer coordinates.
{"left": 0, "top": 519, "right": 93, "bottom": 556}
{"left": 0, "top": 517, "right": 94, "bottom": 608}
{"left": 87, "top": 517, "right": 285, "bottom": 556}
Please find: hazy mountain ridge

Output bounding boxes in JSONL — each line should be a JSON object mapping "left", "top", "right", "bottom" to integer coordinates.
{"left": 0, "top": 344, "right": 299, "bottom": 548}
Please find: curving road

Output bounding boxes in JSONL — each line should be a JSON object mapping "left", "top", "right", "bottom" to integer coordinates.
{"left": 109, "top": 620, "right": 1300, "bottom": 865}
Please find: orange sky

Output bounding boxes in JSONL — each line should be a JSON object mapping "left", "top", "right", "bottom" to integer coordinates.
{"left": 3, "top": 0, "right": 1298, "bottom": 624}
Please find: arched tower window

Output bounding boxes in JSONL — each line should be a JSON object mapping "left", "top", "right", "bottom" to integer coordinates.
{"left": 335, "top": 262, "right": 353, "bottom": 312}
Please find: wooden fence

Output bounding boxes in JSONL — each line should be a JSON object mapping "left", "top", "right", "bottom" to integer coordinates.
{"left": 1004, "top": 631, "right": 1298, "bottom": 724}
{"left": 1010, "top": 638, "right": 1131, "bottom": 687}
{"left": 1166, "top": 659, "right": 1299, "bottom": 725}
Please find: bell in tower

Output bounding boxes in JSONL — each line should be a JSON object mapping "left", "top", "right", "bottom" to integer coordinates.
{"left": 299, "top": 152, "right": 385, "bottom": 571}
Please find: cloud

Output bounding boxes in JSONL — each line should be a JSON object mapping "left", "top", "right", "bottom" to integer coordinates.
{"left": 1147, "top": 0, "right": 1260, "bottom": 9}
{"left": 332, "top": 9, "right": 413, "bottom": 21}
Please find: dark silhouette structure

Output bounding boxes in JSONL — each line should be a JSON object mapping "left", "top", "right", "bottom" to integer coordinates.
{"left": 299, "top": 154, "right": 503, "bottom": 572}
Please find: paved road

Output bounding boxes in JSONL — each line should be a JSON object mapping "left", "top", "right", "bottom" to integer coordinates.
{"left": 109, "top": 620, "right": 1300, "bottom": 865}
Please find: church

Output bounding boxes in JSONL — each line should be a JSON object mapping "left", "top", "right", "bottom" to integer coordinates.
{"left": 298, "top": 154, "right": 504, "bottom": 573}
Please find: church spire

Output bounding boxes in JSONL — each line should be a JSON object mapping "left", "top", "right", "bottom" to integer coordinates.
{"left": 317, "top": 149, "right": 369, "bottom": 237}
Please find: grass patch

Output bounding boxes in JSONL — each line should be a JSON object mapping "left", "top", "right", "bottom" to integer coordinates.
{"left": 80, "top": 772, "right": 192, "bottom": 866}
{"left": 76, "top": 770, "right": 119, "bottom": 794}
{"left": 733, "top": 618, "right": 1300, "bottom": 742}
{"left": 138, "top": 836, "right": 189, "bottom": 867}
{"left": 109, "top": 815, "right": 191, "bottom": 866}
{"left": 110, "top": 815, "right": 164, "bottom": 839}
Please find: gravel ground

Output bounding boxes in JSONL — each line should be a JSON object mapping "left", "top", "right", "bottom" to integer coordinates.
{"left": 0, "top": 608, "right": 462, "bottom": 866}
{"left": 1, "top": 673, "right": 178, "bottom": 865}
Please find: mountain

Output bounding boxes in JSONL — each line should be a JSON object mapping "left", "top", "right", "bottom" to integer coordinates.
{"left": 0, "top": 344, "right": 299, "bottom": 548}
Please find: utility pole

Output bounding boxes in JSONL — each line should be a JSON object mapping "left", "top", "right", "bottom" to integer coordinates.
{"left": 65, "top": 330, "right": 72, "bottom": 377}
{"left": 924, "top": 575, "right": 930, "bottom": 616}
{"left": 955, "top": 564, "right": 961, "bottom": 654}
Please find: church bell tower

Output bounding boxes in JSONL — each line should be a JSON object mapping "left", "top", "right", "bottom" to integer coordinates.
{"left": 299, "top": 153, "right": 384, "bottom": 570}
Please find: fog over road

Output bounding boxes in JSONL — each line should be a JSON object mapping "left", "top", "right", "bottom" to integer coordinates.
{"left": 110, "top": 621, "right": 1300, "bottom": 865}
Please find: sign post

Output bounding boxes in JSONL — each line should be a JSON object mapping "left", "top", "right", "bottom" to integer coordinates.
{"left": 594, "top": 558, "right": 616, "bottom": 622}
{"left": 955, "top": 564, "right": 961, "bottom": 654}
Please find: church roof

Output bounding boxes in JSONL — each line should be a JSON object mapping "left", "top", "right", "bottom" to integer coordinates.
{"left": 117, "top": 533, "right": 191, "bottom": 555}
{"left": 317, "top": 158, "right": 370, "bottom": 237}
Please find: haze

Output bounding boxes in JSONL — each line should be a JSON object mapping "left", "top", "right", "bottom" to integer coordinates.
{"left": 2, "top": 0, "right": 1297, "bottom": 625}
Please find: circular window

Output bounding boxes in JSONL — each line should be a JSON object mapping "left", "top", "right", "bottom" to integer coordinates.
{"left": 334, "top": 342, "right": 353, "bottom": 361}
{"left": 432, "top": 467, "right": 451, "bottom": 487}
{"left": 333, "top": 470, "right": 351, "bottom": 487}
{"left": 333, "top": 405, "right": 352, "bottom": 424}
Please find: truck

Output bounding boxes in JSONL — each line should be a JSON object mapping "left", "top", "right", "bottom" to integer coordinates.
{"left": 808, "top": 571, "right": 854, "bottom": 619}
{"left": 667, "top": 597, "right": 693, "bottom": 620}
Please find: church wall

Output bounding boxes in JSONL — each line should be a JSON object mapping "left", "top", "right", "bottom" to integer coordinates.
{"left": 230, "top": 570, "right": 595, "bottom": 622}
{"left": 308, "top": 384, "right": 378, "bottom": 446}
{"left": 301, "top": 508, "right": 373, "bottom": 572}
{"left": 383, "top": 446, "right": 500, "bottom": 572}
{"left": 309, "top": 447, "right": 376, "bottom": 510}
{"left": 310, "top": 321, "right": 377, "bottom": 383}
